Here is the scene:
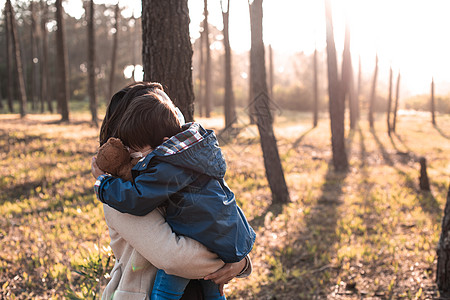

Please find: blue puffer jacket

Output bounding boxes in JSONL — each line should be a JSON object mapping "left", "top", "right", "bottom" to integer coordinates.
{"left": 95, "top": 123, "right": 256, "bottom": 263}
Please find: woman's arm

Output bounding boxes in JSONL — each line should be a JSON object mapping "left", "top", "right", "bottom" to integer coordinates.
{"left": 103, "top": 204, "right": 224, "bottom": 279}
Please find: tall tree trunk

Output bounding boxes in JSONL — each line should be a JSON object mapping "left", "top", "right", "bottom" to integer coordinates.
{"left": 392, "top": 72, "right": 400, "bottom": 133}
{"left": 7, "top": 0, "right": 27, "bottom": 117}
{"left": 268, "top": 44, "right": 274, "bottom": 98}
{"left": 221, "top": 0, "right": 236, "bottom": 128}
{"left": 55, "top": 0, "right": 69, "bottom": 121}
{"left": 142, "top": 0, "right": 194, "bottom": 122}
{"left": 437, "top": 183, "right": 450, "bottom": 297}
{"left": 203, "top": 0, "right": 212, "bottom": 118}
{"left": 313, "top": 47, "right": 319, "bottom": 127}
{"left": 341, "top": 22, "right": 356, "bottom": 130}
{"left": 4, "top": 2, "right": 14, "bottom": 113}
{"left": 248, "top": 49, "right": 255, "bottom": 124}
{"left": 249, "top": 0, "right": 289, "bottom": 204}
{"left": 129, "top": 16, "right": 137, "bottom": 82}
{"left": 356, "top": 55, "right": 361, "bottom": 120}
{"left": 108, "top": 2, "right": 119, "bottom": 102}
{"left": 40, "top": 0, "right": 51, "bottom": 113}
{"left": 30, "top": 1, "right": 38, "bottom": 111}
{"left": 197, "top": 28, "right": 204, "bottom": 117}
{"left": 386, "top": 67, "right": 393, "bottom": 136}
{"left": 324, "top": 0, "right": 348, "bottom": 172}
{"left": 368, "top": 54, "right": 378, "bottom": 128}
{"left": 87, "top": 0, "right": 98, "bottom": 126}
{"left": 431, "top": 77, "right": 436, "bottom": 125}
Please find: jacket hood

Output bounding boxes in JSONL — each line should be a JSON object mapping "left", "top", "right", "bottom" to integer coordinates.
{"left": 150, "top": 122, "right": 226, "bottom": 179}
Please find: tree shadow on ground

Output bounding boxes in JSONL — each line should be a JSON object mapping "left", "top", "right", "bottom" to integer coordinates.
{"left": 250, "top": 134, "right": 353, "bottom": 299}
{"left": 0, "top": 168, "right": 92, "bottom": 208}
{"left": 370, "top": 128, "right": 394, "bottom": 166}
{"left": 250, "top": 126, "right": 317, "bottom": 230}
{"left": 370, "top": 129, "right": 441, "bottom": 221}
{"left": 292, "top": 126, "right": 316, "bottom": 149}
{"left": 434, "top": 123, "right": 450, "bottom": 140}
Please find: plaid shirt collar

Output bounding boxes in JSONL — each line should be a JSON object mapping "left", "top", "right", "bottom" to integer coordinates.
{"left": 154, "top": 122, "right": 207, "bottom": 156}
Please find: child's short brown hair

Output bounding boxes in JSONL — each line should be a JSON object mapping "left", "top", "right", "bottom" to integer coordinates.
{"left": 116, "top": 90, "right": 182, "bottom": 150}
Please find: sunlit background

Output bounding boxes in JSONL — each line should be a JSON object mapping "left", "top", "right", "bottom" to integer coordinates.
{"left": 2, "top": 0, "right": 450, "bottom": 96}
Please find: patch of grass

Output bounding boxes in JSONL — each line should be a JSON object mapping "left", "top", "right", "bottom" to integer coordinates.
{"left": 0, "top": 112, "right": 448, "bottom": 299}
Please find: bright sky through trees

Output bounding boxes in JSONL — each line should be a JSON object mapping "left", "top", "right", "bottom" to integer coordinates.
{"left": 4, "top": 0, "right": 449, "bottom": 95}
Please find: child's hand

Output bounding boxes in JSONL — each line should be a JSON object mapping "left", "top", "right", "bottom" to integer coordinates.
{"left": 203, "top": 258, "right": 246, "bottom": 285}
{"left": 91, "top": 156, "right": 106, "bottom": 178}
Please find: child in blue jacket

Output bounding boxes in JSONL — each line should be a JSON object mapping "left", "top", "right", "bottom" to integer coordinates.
{"left": 93, "top": 88, "right": 256, "bottom": 300}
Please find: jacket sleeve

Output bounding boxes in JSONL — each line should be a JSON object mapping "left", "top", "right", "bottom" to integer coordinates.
{"left": 103, "top": 204, "right": 225, "bottom": 279}
{"left": 96, "top": 162, "right": 195, "bottom": 216}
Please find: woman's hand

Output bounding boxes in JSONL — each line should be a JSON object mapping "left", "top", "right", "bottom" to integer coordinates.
{"left": 91, "top": 156, "right": 105, "bottom": 179}
{"left": 203, "top": 257, "right": 247, "bottom": 295}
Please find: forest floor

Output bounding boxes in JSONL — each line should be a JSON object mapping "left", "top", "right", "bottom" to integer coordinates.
{"left": 0, "top": 110, "right": 449, "bottom": 299}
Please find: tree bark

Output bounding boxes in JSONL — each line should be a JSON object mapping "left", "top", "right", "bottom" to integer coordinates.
{"left": 392, "top": 72, "right": 400, "bottom": 133}
{"left": 197, "top": 28, "right": 204, "bottom": 117}
{"left": 4, "top": 2, "right": 14, "bottom": 113}
{"left": 249, "top": 0, "right": 290, "bottom": 204}
{"left": 7, "top": 0, "right": 27, "bottom": 117}
{"left": 437, "top": 183, "right": 450, "bottom": 297}
{"left": 40, "top": 0, "right": 51, "bottom": 113}
{"left": 87, "top": 0, "right": 98, "bottom": 126}
{"left": 431, "top": 77, "right": 436, "bottom": 126}
{"left": 387, "top": 67, "right": 393, "bottom": 136}
{"left": 268, "top": 44, "right": 274, "bottom": 98}
{"left": 341, "top": 22, "right": 356, "bottom": 130}
{"left": 418, "top": 157, "right": 430, "bottom": 191}
{"left": 142, "top": 0, "right": 195, "bottom": 122}
{"left": 203, "top": 0, "right": 212, "bottom": 118}
{"left": 30, "top": 1, "right": 38, "bottom": 111}
{"left": 313, "top": 47, "right": 319, "bottom": 127}
{"left": 356, "top": 55, "right": 361, "bottom": 120}
{"left": 368, "top": 54, "right": 378, "bottom": 128}
{"left": 221, "top": 0, "right": 236, "bottom": 128}
{"left": 248, "top": 49, "right": 255, "bottom": 124}
{"left": 324, "top": 0, "right": 348, "bottom": 172}
{"left": 108, "top": 2, "right": 120, "bottom": 103}
{"left": 55, "top": 0, "right": 70, "bottom": 121}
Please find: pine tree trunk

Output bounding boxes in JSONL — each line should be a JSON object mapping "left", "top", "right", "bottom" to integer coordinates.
{"left": 87, "top": 0, "right": 97, "bottom": 126}
{"left": 108, "top": 2, "right": 119, "bottom": 102}
{"left": 437, "top": 183, "right": 450, "bottom": 297}
{"left": 268, "top": 44, "right": 274, "bottom": 98}
{"left": 7, "top": 0, "right": 27, "bottom": 117}
{"left": 248, "top": 49, "right": 255, "bottom": 124}
{"left": 249, "top": 0, "right": 289, "bottom": 204}
{"left": 341, "top": 22, "right": 356, "bottom": 130}
{"left": 4, "top": 3, "right": 14, "bottom": 113}
{"left": 197, "top": 29, "right": 204, "bottom": 117}
{"left": 431, "top": 78, "right": 436, "bottom": 126}
{"left": 325, "top": 0, "right": 348, "bottom": 172}
{"left": 142, "top": 0, "right": 194, "bottom": 122}
{"left": 222, "top": 0, "right": 236, "bottom": 128}
{"left": 392, "top": 72, "right": 400, "bottom": 133}
{"left": 356, "top": 55, "right": 361, "bottom": 120}
{"left": 40, "top": 0, "right": 51, "bottom": 113}
{"left": 55, "top": 0, "right": 69, "bottom": 121}
{"left": 387, "top": 67, "right": 393, "bottom": 136}
{"left": 419, "top": 157, "right": 430, "bottom": 191}
{"left": 30, "top": 1, "right": 38, "bottom": 111}
{"left": 368, "top": 54, "right": 378, "bottom": 128}
{"left": 313, "top": 48, "right": 319, "bottom": 127}
{"left": 203, "top": 0, "right": 212, "bottom": 118}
